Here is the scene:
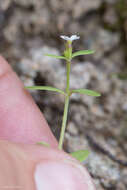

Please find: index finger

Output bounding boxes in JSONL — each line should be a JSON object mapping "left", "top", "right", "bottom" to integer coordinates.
{"left": 0, "top": 56, "right": 58, "bottom": 147}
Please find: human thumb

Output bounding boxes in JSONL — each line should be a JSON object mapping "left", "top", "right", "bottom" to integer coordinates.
{"left": 0, "top": 140, "right": 95, "bottom": 190}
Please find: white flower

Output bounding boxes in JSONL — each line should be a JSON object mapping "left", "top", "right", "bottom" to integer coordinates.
{"left": 60, "top": 35, "right": 80, "bottom": 42}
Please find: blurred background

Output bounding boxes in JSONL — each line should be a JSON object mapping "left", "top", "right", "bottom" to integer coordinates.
{"left": 0, "top": 0, "right": 127, "bottom": 189}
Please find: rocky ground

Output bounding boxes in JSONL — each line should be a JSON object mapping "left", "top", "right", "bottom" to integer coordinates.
{"left": 0, "top": 0, "right": 127, "bottom": 189}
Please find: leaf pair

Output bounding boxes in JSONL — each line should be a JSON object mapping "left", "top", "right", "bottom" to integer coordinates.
{"left": 25, "top": 86, "right": 101, "bottom": 97}
{"left": 45, "top": 49, "right": 95, "bottom": 61}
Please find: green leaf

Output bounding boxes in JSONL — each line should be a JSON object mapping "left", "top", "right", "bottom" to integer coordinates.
{"left": 25, "top": 86, "right": 65, "bottom": 95}
{"left": 45, "top": 54, "right": 67, "bottom": 60}
{"left": 70, "top": 150, "right": 89, "bottom": 162}
{"left": 72, "top": 50, "right": 95, "bottom": 58}
{"left": 37, "top": 141, "right": 50, "bottom": 147}
{"left": 71, "top": 89, "right": 101, "bottom": 97}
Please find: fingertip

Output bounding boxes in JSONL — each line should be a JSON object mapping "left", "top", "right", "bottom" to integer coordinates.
{"left": 34, "top": 156, "right": 95, "bottom": 190}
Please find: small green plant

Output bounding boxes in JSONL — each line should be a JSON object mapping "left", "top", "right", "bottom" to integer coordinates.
{"left": 26, "top": 35, "right": 101, "bottom": 162}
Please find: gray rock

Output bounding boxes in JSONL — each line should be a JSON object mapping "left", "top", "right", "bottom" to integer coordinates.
{"left": 86, "top": 152, "right": 120, "bottom": 188}
{"left": 0, "top": 0, "right": 11, "bottom": 10}
{"left": 84, "top": 28, "right": 120, "bottom": 59}
{"left": 72, "top": 0, "right": 101, "bottom": 18}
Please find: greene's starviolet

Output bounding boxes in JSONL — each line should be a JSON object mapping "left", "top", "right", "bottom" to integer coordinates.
{"left": 26, "top": 35, "right": 101, "bottom": 162}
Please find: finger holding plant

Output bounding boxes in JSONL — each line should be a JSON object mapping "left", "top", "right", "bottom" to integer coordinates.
{"left": 25, "top": 35, "right": 101, "bottom": 162}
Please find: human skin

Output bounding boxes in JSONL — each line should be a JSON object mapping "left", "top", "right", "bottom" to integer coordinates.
{"left": 0, "top": 56, "right": 96, "bottom": 190}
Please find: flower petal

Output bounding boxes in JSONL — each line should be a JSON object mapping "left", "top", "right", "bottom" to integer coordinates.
{"left": 60, "top": 35, "right": 70, "bottom": 41}
{"left": 60, "top": 35, "right": 80, "bottom": 42}
{"left": 70, "top": 35, "right": 80, "bottom": 41}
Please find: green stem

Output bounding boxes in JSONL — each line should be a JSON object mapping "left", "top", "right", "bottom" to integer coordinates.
{"left": 66, "top": 61, "right": 71, "bottom": 93}
{"left": 58, "top": 95, "right": 69, "bottom": 149}
{"left": 58, "top": 61, "right": 71, "bottom": 149}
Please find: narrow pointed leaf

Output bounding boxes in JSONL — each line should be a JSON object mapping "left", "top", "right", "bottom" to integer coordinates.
{"left": 25, "top": 86, "right": 65, "bottom": 95}
{"left": 45, "top": 54, "right": 67, "bottom": 60}
{"left": 70, "top": 150, "right": 89, "bottom": 162}
{"left": 37, "top": 141, "right": 50, "bottom": 147}
{"left": 71, "top": 89, "right": 101, "bottom": 97}
{"left": 72, "top": 50, "right": 95, "bottom": 58}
